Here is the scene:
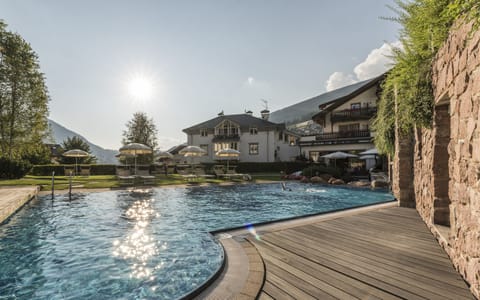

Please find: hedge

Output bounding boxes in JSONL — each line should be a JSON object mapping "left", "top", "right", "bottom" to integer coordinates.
{"left": 30, "top": 164, "right": 118, "bottom": 176}
{"left": 0, "top": 157, "right": 32, "bottom": 179}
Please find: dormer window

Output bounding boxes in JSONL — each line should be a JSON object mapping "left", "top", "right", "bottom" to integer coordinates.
{"left": 200, "top": 129, "right": 208, "bottom": 137}
{"left": 215, "top": 120, "right": 240, "bottom": 136}
{"left": 249, "top": 127, "right": 258, "bottom": 135}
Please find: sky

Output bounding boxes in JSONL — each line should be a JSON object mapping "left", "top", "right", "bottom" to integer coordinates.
{"left": 0, "top": 0, "right": 401, "bottom": 150}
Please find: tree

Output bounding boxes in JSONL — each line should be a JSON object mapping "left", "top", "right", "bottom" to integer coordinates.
{"left": 0, "top": 20, "right": 50, "bottom": 161}
{"left": 59, "top": 136, "right": 96, "bottom": 164}
{"left": 122, "top": 112, "right": 158, "bottom": 164}
{"left": 122, "top": 112, "right": 158, "bottom": 148}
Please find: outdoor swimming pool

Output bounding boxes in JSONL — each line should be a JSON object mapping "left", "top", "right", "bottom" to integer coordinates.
{"left": 0, "top": 183, "right": 393, "bottom": 299}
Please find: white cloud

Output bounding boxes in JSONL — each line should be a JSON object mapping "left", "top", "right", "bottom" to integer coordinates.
{"left": 325, "top": 41, "right": 400, "bottom": 91}
{"left": 325, "top": 72, "right": 357, "bottom": 92}
{"left": 157, "top": 136, "right": 184, "bottom": 151}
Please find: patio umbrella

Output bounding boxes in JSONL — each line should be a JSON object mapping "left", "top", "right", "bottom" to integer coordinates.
{"left": 321, "top": 151, "right": 358, "bottom": 167}
{"left": 216, "top": 148, "right": 240, "bottom": 171}
{"left": 359, "top": 148, "right": 379, "bottom": 156}
{"left": 119, "top": 143, "right": 153, "bottom": 175}
{"left": 154, "top": 150, "right": 174, "bottom": 161}
{"left": 179, "top": 146, "right": 207, "bottom": 165}
{"left": 62, "top": 149, "right": 89, "bottom": 176}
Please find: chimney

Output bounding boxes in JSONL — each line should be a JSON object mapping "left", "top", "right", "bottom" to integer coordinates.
{"left": 261, "top": 109, "right": 270, "bottom": 120}
{"left": 245, "top": 110, "right": 253, "bottom": 116}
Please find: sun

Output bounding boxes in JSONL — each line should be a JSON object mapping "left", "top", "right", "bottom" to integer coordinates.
{"left": 127, "top": 74, "right": 154, "bottom": 100}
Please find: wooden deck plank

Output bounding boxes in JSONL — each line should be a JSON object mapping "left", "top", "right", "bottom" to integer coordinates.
{"left": 258, "top": 234, "right": 428, "bottom": 300}
{"left": 262, "top": 232, "right": 463, "bottom": 300}
{"left": 248, "top": 206, "right": 473, "bottom": 300}
{"left": 254, "top": 237, "right": 401, "bottom": 300}
{"left": 298, "top": 223, "right": 461, "bottom": 274}
{"left": 291, "top": 225, "right": 464, "bottom": 283}
{"left": 282, "top": 227, "right": 469, "bottom": 293}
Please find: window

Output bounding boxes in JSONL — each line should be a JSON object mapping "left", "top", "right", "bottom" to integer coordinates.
{"left": 351, "top": 103, "right": 361, "bottom": 110}
{"left": 249, "top": 127, "right": 258, "bottom": 135}
{"left": 200, "top": 144, "right": 208, "bottom": 154}
{"left": 249, "top": 143, "right": 259, "bottom": 155}
{"left": 288, "top": 135, "right": 296, "bottom": 146}
{"left": 278, "top": 131, "right": 283, "bottom": 141}
{"left": 214, "top": 142, "right": 238, "bottom": 152}
{"left": 200, "top": 129, "right": 208, "bottom": 137}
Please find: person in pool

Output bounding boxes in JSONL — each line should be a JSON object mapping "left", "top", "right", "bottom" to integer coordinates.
{"left": 281, "top": 182, "right": 292, "bottom": 191}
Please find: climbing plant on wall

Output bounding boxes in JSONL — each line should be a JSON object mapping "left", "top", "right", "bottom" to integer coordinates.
{"left": 373, "top": 0, "right": 479, "bottom": 155}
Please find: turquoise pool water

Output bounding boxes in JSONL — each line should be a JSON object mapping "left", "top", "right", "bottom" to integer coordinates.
{"left": 0, "top": 183, "right": 393, "bottom": 299}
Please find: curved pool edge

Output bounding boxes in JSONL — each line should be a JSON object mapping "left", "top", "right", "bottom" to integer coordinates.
{"left": 184, "top": 199, "right": 398, "bottom": 299}
{"left": 178, "top": 233, "right": 227, "bottom": 300}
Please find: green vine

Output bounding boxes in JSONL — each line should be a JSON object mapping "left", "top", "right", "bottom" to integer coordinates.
{"left": 373, "top": 0, "right": 479, "bottom": 156}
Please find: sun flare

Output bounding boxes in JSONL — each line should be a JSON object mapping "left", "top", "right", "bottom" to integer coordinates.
{"left": 127, "top": 74, "right": 154, "bottom": 100}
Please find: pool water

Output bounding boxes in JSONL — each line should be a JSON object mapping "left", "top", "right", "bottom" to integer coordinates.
{"left": 0, "top": 183, "right": 393, "bottom": 299}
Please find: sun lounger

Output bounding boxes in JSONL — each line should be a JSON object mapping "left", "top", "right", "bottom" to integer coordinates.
{"left": 176, "top": 164, "right": 199, "bottom": 181}
{"left": 64, "top": 166, "right": 75, "bottom": 176}
{"left": 136, "top": 169, "right": 156, "bottom": 185}
{"left": 80, "top": 165, "right": 90, "bottom": 177}
{"left": 116, "top": 167, "right": 135, "bottom": 187}
{"left": 193, "top": 165, "right": 215, "bottom": 179}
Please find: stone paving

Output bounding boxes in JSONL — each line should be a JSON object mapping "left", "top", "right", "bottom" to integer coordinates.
{"left": 0, "top": 186, "right": 39, "bottom": 224}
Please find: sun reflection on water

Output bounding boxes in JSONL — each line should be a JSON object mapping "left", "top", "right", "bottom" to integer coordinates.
{"left": 113, "top": 198, "right": 164, "bottom": 279}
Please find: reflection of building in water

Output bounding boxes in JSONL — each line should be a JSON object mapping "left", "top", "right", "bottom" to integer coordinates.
{"left": 112, "top": 198, "right": 163, "bottom": 280}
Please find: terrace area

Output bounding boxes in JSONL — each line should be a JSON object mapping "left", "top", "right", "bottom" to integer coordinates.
{"left": 202, "top": 203, "right": 474, "bottom": 299}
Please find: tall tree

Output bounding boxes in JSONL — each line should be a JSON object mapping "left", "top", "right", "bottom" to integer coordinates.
{"left": 122, "top": 112, "right": 158, "bottom": 149}
{"left": 0, "top": 20, "right": 50, "bottom": 160}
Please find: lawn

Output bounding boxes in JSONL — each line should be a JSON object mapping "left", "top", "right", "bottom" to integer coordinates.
{"left": 0, "top": 173, "right": 282, "bottom": 191}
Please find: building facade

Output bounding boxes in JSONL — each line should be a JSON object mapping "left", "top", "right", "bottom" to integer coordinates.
{"left": 295, "top": 76, "right": 383, "bottom": 164}
{"left": 182, "top": 111, "right": 299, "bottom": 163}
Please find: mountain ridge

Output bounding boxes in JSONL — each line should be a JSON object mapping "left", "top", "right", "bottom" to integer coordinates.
{"left": 47, "top": 119, "right": 118, "bottom": 164}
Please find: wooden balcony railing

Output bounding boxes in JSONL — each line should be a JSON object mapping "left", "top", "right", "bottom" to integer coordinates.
{"left": 331, "top": 107, "right": 377, "bottom": 122}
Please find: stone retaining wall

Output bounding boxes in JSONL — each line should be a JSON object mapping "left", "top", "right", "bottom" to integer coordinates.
{"left": 413, "top": 20, "right": 480, "bottom": 298}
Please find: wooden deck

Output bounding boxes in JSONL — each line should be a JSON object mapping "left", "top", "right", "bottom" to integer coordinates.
{"left": 203, "top": 204, "right": 474, "bottom": 299}
{"left": 250, "top": 206, "right": 473, "bottom": 299}
{"left": 0, "top": 186, "right": 39, "bottom": 224}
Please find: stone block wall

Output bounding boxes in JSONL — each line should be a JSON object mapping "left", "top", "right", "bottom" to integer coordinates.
{"left": 413, "top": 20, "right": 480, "bottom": 298}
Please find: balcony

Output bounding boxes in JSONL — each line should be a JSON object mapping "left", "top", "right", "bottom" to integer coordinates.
{"left": 212, "top": 134, "right": 240, "bottom": 142}
{"left": 330, "top": 107, "right": 377, "bottom": 123}
{"left": 298, "top": 130, "right": 372, "bottom": 147}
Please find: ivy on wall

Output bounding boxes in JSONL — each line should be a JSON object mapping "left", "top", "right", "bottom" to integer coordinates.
{"left": 373, "top": 0, "right": 480, "bottom": 156}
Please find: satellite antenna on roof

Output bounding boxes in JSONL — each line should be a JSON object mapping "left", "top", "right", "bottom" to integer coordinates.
{"left": 260, "top": 99, "right": 269, "bottom": 110}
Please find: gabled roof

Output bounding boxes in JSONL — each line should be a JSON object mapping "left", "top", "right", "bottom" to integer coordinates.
{"left": 166, "top": 143, "right": 187, "bottom": 154}
{"left": 269, "top": 74, "right": 385, "bottom": 125}
{"left": 183, "top": 114, "right": 284, "bottom": 133}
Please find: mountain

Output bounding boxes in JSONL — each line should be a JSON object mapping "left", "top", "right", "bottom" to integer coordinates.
{"left": 46, "top": 119, "right": 119, "bottom": 164}
{"left": 269, "top": 75, "right": 384, "bottom": 125}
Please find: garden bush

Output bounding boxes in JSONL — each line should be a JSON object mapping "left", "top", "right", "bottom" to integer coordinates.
{"left": 301, "top": 165, "right": 341, "bottom": 179}
{"left": 0, "top": 157, "right": 32, "bottom": 179}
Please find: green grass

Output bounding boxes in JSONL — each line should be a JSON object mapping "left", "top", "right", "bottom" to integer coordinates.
{"left": 0, "top": 173, "right": 283, "bottom": 191}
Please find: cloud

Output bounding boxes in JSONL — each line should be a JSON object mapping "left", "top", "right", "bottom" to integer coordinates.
{"left": 157, "top": 136, "right": 184, "bottom": 150}
{"left": 325, "top": 41, "right": 400, "bottom": 91}
{"left": 246, "top": 76, "right": 255, "bottom": 85}
{"left": 325, "top": 72, "right": 357, "bottom": 92}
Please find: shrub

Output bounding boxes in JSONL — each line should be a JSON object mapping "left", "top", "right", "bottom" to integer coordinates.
{"left": 234, "top": 162, "right": 309, "bottom": 174}
{"left": 0, "top": 157, "right": 32, "bottom": 179}
{"left": 30, "top": 164, "right": 65, "bottom": 176}
{"left": 90, "top": 164, "right": 116, "bottom": 175}
{"left": 301, "top": 165, "right": 341, "bottom": 179}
